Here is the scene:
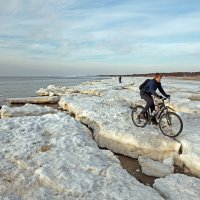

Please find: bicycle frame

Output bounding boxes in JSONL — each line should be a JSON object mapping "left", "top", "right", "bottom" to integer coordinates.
{"left": 147, "top": 98, "right": 172, "bottom": 123}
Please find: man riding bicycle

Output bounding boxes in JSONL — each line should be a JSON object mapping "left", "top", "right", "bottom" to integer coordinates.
{"left": 139, "top": 73, "right": 170, "bottom": 120}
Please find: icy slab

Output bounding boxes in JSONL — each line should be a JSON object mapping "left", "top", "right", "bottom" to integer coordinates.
{"left": 153, "top": 174, "right": 200, "bottom": 200}
{"left": 0, "top": 104, "right": 57, "bottom": 118}
{"left": 0, "top": 113, "right": 163, "bottom": 200}
{"left": 160, "top": 79, "right": 200, "bottom": 114}
{"left": 170, "top": 97, "right": 200, "bottom": 114}
{"left": 163, "top": 156, "right": 174, "bottom": 166}
{"left": 36, "top": 79, "right": 138, "bottom": 97}
{"left": 176, "top": 113, "right": 200, "bottom": 177}
{"left": 36, "top": 85, "right": 70, "bottom": 96}
{"left": 39, "top": 77, "right": 200, "bottom": 113}
{"left": 59, "top": 94, "right": 180, "bottom": 161}
{"left": 138, "top": 156, "right": 174, "bottom": 178}
{"left": 36, "top": 84, "right": 102, "bottom": 96}
{"left": 7, "top": 96, "right": 60, "bottom": 104}
{"left": 72, "top": 78, "right": 137, "bottom": 94}
{"left": 43, "top": 77, "right": 199, "bottom": 176}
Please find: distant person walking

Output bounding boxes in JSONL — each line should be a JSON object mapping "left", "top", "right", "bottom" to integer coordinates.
{"left": 119, "top": 76, "right": 122, "bottom": 83}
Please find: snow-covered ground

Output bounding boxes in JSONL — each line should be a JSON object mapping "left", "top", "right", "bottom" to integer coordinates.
{"left": 0, "top": 113, "right": 163, "bottom": 199}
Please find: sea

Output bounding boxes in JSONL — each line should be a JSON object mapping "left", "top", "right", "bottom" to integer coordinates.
{"left": 0, "top": 76, "right": 108, "bottom": 105}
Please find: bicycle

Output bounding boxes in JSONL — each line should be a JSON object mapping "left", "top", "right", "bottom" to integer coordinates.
{"left": 131, "top": 97, "right": 183, "bottom": 137}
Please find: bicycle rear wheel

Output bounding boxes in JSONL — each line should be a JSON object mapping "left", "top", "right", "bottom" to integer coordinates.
{"left": 159, "top": 112, "right": 183, "bottom": 137}
{"left": 131, "top": 105, "right": 148, "bottom": 128}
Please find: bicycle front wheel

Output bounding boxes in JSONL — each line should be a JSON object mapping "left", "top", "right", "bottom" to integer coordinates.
{"left": 131, "top": 105, "right": 148, "bottom": 128}
{"left": 159, "top": 112, "right": 183, "bottom": 137}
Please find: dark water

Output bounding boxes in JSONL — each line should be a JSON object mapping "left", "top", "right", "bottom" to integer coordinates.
{"left": 0, "top": 76, "right": 107, "bottom": 104}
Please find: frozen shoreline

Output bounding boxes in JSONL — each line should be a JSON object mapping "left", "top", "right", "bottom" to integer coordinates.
{"left": 57, "top": 77, "right": 200, "bottom": 177}
{"left": 1, "top": 77, "right": 200, "bottom": 199}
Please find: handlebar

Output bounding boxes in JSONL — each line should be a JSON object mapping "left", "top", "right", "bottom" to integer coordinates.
{"left": 162, "top": 97, "right": 170, "bottom": 101}
{"left": 152, "top": 96, "right": 170, "bottom": 100}
{"left": 153, "top": 96, "right": 170, "bottom": 104}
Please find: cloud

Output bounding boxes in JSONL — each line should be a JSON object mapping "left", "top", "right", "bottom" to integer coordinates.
{"left": 0, "top": 0, "right": 23, "bottom": 14}
{"left": 0, "top": 0, "right": 200, "bottom": 75}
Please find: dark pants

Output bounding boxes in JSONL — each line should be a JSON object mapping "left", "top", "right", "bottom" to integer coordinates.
{"left": 140, "top": 91, "right": 155, "bottom": 113}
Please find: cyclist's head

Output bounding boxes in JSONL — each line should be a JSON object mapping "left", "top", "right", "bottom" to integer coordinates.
{"left": 154, "top": 73, "right": 162, "bottom": 82}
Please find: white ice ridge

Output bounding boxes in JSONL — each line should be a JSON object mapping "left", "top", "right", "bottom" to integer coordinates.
{"left": 56, "top": 77, "right": 200, "bottom": 177}
{"left": 36, "top": 79, "right": 137, "bottom": 97}
{"left": 7, "top": 96, "right": 60, "bottom": 104}
{"left": 37, "top": 77, "right": 200, "bottom": 114}
{"left": 0, "top": 104, "right": 57, "bottom": 118}
{"left": 0, "top": 113, "right": 163, "bottom": 200}
{"left": 161, "top": 78, "right": 200, "bottom": 114}
{"left": 59, "top": 94, "right": 181, "bottom": 161}
{"left": 176, "top": 113, "right": 200, "bottom": 177}
{"left": 153, "top": 174, "right": 200, "bottom": 200}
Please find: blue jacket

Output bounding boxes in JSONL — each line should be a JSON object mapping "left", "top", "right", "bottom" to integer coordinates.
{"left": 141, "top": 79, "right": 168, "bottom": 98}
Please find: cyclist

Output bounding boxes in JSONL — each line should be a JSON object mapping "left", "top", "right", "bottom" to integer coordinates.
{"left": 139, "top": 73, "right": 170, "bottom": 120}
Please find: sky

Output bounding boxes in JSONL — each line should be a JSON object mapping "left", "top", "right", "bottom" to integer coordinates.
{"left": 0, "top": 0, "right": 200, "bottom": 76}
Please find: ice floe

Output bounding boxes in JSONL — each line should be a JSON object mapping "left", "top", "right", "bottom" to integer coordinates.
{"left": 57, "top": 77, "right": 200, "bottom": 177}
{"left": 153, "top": 174, "right": 200, "bottom": 200}
{"left": 176, "top": 113, "right": 200, "bottom": 177}
{"left": 59, "top": 94, "right": 181, "bottom": 161}
{"left": 0, "top": 113, "right": 163, "bottom": 199}
{"left": 138, "top": 156, "right": 174, "bottom": 178}
{"left": 1, "top": 76, "right": 199, "bottom": 199}
{"left": 7, "top": 96, "right": 60, "bottom": 104}
{"left": 36, "top": 78, "right": 138, "bottom": 97}
{"left": 0, "top": 104, "right": 57, "bottom": 118}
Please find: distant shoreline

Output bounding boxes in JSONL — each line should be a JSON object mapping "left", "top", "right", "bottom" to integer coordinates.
{"left": 98, "top": 71, "right": 200, "bottom": 78}
{"left": 0, "top": 72, "right": 199, "bottom": 78}
{"left": 168, "top": 75, "right": 200, "bottom": 81}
